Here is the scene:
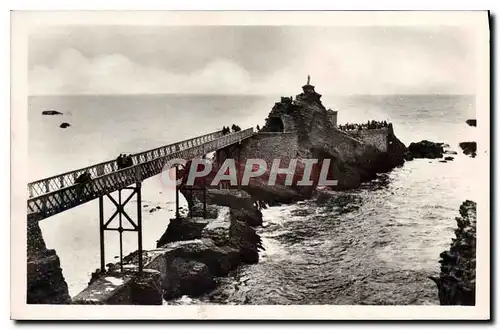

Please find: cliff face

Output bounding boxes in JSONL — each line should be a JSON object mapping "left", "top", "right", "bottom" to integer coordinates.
{"left": 430, "top": 200, "right": 477, "bottom": 305}
{"left": 27, "top": 218, "right": 71, "bottom": 304}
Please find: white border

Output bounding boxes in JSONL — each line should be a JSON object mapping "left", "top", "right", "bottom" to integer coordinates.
{"left": 9, "top": 9, "right": 491, "bottom": 321}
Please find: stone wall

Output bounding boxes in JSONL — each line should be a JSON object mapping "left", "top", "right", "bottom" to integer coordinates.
{"left": 327, "top": 109, "right": 338, "bottom": 127}
{"left": 349, "top": 128, "right": 389, "bottom": 152}
{"left": 237, "top": 132, "right": 299, "bottom": 169}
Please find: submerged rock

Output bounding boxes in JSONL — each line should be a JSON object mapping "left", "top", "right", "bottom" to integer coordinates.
{"left": 405, "top": 140, "right": 444, "bottom": 159}
{"left": 430, "top": 200, "right": 476, "bottom": 305}
{"left": 459, "top": 142, "right": 477, "bottom": 158}
{"left": 444, "top": 156, "right": 454, "bottom": 161}
{"left": 59, "top": 122, "right": 71, "bottom": 128}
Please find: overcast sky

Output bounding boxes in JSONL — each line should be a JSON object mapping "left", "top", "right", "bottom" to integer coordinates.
{"left": 28, "top": 25, "right": 477, "bottom": 95}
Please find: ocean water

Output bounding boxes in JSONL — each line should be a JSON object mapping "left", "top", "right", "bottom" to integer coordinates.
{"left": 28, "top": 93, "right": 478, "bottom": 302}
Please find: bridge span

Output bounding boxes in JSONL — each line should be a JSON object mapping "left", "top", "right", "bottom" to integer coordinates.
{"left": 28, "top": 128, "right": 254, "bottom": 221}
{"left": 27, "top": 128, "right": 254, "bottom": 273}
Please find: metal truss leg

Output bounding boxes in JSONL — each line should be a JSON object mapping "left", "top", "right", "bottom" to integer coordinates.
{"left": 99, "top": 183, "right": 143, "bottom": 274}
{"left": 99, "top": 196, "right": 105, "bottom": 272}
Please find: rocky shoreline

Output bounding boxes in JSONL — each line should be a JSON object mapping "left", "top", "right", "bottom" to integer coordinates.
{"left": 72, "top": 189, "right": 265, "bottom": 304}
{"left": 430, "top": 200, "right": 477, "bottom": 305}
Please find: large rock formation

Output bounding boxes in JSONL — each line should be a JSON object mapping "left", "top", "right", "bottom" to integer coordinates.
{"left": 430, "top": 200, "right": 476, "bottom": 305}
{"left": 27, "top": 218, "right": 71, "bottom": 304}
{"left": 405, "top": 140, "right": 445, "bottom": 160}
{"left": 216, "top": 81, "right": 406, "bottom": 197}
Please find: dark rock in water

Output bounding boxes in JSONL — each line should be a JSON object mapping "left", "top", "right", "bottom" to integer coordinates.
{"left": 438, "top": 160, "right": 447, "bottom": 163}
{"left": 42, "top": 110, "right": 63, "bottom": 115}
{"left": 59, "top": 122, "right": 71, "bottom": 128}
{"left": 466, "top": 119, "right": 477, "bottom": 127}
{"left": 406, "top": 140, "right": 444, "bottom": 159}
{"left": 165, "top": 239, "right": 240, "bottom": 277}
{"left": 230, "top": 207, "right": 263, "bottom": 226}
{"left": 163, "top": 258, "right": 216, "bottom": 299}
{"left": 459, "top": 142, "right": 477, "bottom": 158}
{"left": 444, "top": 156, "right": 454, "bottom": 161}
{"left": 430, "top": 200, "right": 476, "bottom": 305}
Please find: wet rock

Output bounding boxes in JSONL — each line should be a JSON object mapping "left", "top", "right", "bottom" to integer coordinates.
{"left": 439, "top": 160, "right": 447, "bottom": 163}
{"left": 164, "top": 239, "right": 240, "bottom": 277}
{"left": 230, "top": 216, "right": 264, "bottom": 264}
{"left": 202, "top": 210, "right": 232, "bottom": 247}
{"left": 459, "top": 142, "right": 477, "bottom": 158}
{"left": 444, "top": 156, "right": 454, "bottom": 161}
{"left": 406, "top": 140, "right": 444, "bottom": 159}
{"left": 130, "top": 270, "right": 163, "bottom": 305}
{"left": 59, "top": 122, "right": 71, "bottom": 128}
{"left": 230, "top": 207, "right": 263, "bottom": 226}
{"left": 156, "top": 217, "right": 209, "bottom": 248}
{"left": 163, "top": 258, "right": 215, "bottom": 299}
{"left": 466, "top": 119, "right": 477, "bottom": 127}
{"left": 430, "top": 200, "right": 476, "bottom": 305}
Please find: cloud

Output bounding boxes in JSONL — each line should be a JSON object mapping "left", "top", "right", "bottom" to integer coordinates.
{"left": 29, "top": 26, "right": 477, "bottom": 95}
{"left": 29, "top": 48, "right": 254, "bottom": 95}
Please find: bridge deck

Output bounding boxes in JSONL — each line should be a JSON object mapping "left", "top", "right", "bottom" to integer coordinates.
{"left": 27, "top": 128, "right": 254, "bottom": 221}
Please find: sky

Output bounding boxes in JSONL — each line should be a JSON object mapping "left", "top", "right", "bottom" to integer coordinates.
{"left": 28, "top": 25, "right": 478, "bottom": 95}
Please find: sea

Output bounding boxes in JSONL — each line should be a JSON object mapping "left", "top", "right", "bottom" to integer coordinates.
{"left": 28, "top": 93, "right": 478, "bottom": 304}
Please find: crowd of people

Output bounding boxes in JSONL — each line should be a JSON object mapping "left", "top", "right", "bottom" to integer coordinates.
{"left": 222, "top": 124, "right": 242, "bottom": 135}
{"left": 116, "top": 153, "right": 134, "bottom": 169}
{"left": 338, "top": 120, "right": 389, "bottom": 132}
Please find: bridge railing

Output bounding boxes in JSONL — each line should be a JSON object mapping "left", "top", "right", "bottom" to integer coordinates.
{"left": 27, "top": 128, "right": 254, "bottom": 218}
{"left": 27, "top": 130, "right": 224, "bottom": 198}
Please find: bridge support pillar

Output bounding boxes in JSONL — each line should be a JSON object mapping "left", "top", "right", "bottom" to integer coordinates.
{"left": 98, "top": 182, "right": 143, "bottom": 274}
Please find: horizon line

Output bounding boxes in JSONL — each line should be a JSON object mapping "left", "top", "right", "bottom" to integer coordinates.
{"left": 28, "top": 92, "right": 476, "bottom": 97}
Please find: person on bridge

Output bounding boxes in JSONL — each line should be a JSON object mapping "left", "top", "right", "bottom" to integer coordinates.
{"left": 75, "top": 171, "right": 92, "bottom": 184}
{"left": 74, "top": 170, "right": 92, "bottom": 199}
{"left": 125, "top": 154, "right": 133, "bottom": 168}
{"left": 116, "top": 154, "right": 125, "bottom": 170}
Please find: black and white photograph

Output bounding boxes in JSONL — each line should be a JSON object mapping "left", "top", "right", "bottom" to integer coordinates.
{"left": 10, "top": 10, "right": 490, "bottom": 320}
